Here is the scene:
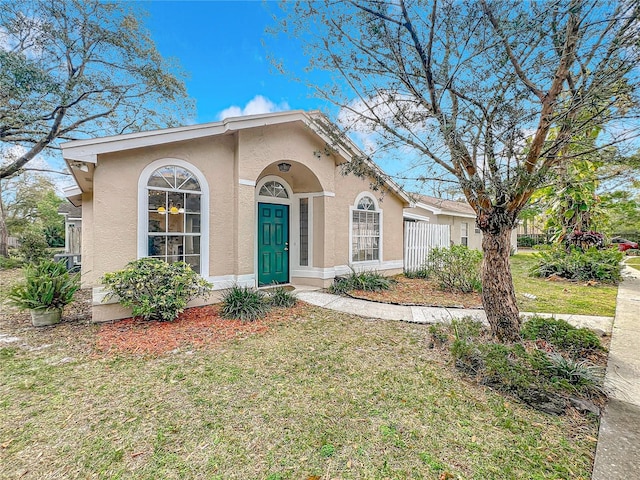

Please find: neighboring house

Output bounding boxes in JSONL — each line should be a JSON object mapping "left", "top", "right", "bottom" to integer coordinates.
{"left": 403, "top": 194, "right": 518, "bottom": 251}
{"left": 61, "top": 110, "right": 411, "bottom": 322}
{"left": 57, "top": 201, "right": 82, "bottom": 254}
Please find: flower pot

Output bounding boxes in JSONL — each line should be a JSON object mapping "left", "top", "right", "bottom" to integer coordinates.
{"left": 30, "top": 308, "right": 62, "bottom": 327}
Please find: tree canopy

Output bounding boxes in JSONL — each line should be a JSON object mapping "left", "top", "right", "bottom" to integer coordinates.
{"left": 0, "top": 0, "right": 193, "bottom": 180}
{"left": 275, "top": 0, "right": 640, "bottom": 340}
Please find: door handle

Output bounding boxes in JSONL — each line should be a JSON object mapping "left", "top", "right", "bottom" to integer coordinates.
{"left": 284, "top": 247, "right": 289, "bottom": 251}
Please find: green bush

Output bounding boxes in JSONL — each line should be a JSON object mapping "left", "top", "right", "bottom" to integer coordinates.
{"left": 404, "top": 267, "right": 430, "bottom": 279}
{"left": 18, "top": 228, "right": 49, "bottom": 264}
{"left": 101, "top": 258, "right": 212, "bottom": 322}
{"left": 521, "top": 317, "right": 603, "bottom": 357}
{"left": 0, "top": 255, "right": 23, "bottom": 270}
{"left": 221, "top": 285, "right": 270, "bottom": 321}
{"left": 268, "top": 286, "right": 297, "bottom": 308}
{"left": 532, "top": 244, "right": 622, "bottom": 282}
{"left": 329, "top": 269, "right": 394, "bottom": 294}
{"left": 545, "top": 353, "right": 605, "bottom": 395}
{"left": 425, "top": 245, "right": 482, "bottom": 293}
{"left": 8, "top": 259, "right": 79, "bottom": 311}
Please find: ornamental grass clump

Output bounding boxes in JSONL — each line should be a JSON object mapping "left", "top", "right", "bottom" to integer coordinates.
{"left": 101, "top": 258, "right": 212, "bottom": 322}
{"left": 221, "top": 285, "right": 270, "bottom": 321}
{"left": 329, "top": 269, "right": 394, "bottom": 294}
{"left": 268, "top": 286, "right": 297, "bottom": 308}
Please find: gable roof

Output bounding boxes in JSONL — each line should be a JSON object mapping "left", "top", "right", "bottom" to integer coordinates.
{"left": 412, "top": 194, "right": 477, "bottom": 219}
{"left": 60, "top": 110, "right": 411, "bottom": 206}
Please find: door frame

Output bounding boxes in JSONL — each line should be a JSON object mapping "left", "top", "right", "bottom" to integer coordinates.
{"left": 254, "top": 176, "right": 293, "bottom": 287}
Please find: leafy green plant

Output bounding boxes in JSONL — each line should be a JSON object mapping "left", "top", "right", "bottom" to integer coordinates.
{"left": 404, "top": 267, "right": 430, "bottom": 279}
{"left": 329, "top": 269, "right": 394, "bottom": 294}
{"left": 221, "top": 285, "right": 270, "bottom": 321}
{"left": 545, "top": 353, "right": 605, "bottom": 395}
{"left": 17, "top": 228, "right": 49, "bottom": 264}
{"left": 532, "top": 244, "right": 623, "bottom": 282}
{"left": 101, "top": 258, "right": 212, "bottom": 322}
{"left": 425, "top": 246, "right": 482, "bottom": 293}
{"left": 8, "top": 259, "right": 79, "bottom": 311}
{"left": 521, "top": 317, "right": 604, "bottom": 357}
{"left": 268, "top": 286, "right": 297, "bottom": 308}
{"left": 0, "top": 255, "right": 22, "bottom": 270}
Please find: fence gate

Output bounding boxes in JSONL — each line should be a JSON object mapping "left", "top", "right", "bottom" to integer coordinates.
{"left": 404, "top": 222, "right": 450, "bottom": 271}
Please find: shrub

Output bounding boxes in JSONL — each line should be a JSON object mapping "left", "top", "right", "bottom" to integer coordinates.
{"left": 545, "top": 353, "right": 605, "bottom": 395}
{"left": 18, "top": 228, "right": 49, "bottom": 264}
{"left": 425, "top": 245, "right": 482, "bottom": 293}
{"left": 329, "top": 269, "right": 394, "bottom": 294}
{"left": 268, "top": 286, "right": 297, "bottom": 308}
{"left": 101, "top": 258, "right": 212, "bottom": 322}
{"left": 521, "top": 316, "right": 603, "bottom": 357}
{"left": 8, "top": 259, "right": 79, "bottom": 311}
{"left": 564, "top": 230, "right": 606, "bottom": 251}
{"left": 0, "top": 255, "right": 22, "bottom": 270}
{"left": 221, "top": 285, "right": 270, "bottom": 321}
{"left": 404, "top": 267, "right": 430, "bottom": 279}
{"left": 532, "top": 244, "right": 622, "bottom": 282}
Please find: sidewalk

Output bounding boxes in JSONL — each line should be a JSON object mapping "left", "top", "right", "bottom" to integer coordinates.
{"left": 295, "top": 289, "right": 614, "bottom": 333}
{"left": 592, "top": 265, "right": 640, "bottom": 480}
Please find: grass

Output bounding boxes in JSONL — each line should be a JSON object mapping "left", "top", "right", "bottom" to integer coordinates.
{"left": 0, "top": 307, "right": 599, "bottom": 479}
{"left": 625, "top": 256, "right": 640, "bottom": 271}
{"left": 511, "top": 253, "right": 618, "bottom": 316}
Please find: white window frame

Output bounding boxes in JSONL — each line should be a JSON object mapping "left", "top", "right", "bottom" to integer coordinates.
{"left": 137, "top": 158, "right": 210, "bottom": 278}
{"left": 349, "top": 192, "right": 383, "bottom": 265}
{"left": 461, "top": 221, "right": 469, "bottom": 247}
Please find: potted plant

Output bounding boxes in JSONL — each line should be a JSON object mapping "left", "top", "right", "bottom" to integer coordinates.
{"left": 8, "top": 260, "right": 80, "bottom": 327}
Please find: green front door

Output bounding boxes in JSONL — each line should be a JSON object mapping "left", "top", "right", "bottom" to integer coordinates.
{"left": 258, "top": 203, "right": 289, "bottom": 286}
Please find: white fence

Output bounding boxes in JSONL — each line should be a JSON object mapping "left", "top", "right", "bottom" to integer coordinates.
{"left": 7, "top": 236, "right": 19, "bottom": 248}
{"left": 404, "top": 222, "right": 450, "bottom": 271}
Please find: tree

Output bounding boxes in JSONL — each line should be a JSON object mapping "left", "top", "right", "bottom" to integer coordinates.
{"left": 275, "top": 0, "right": 640, "bottom": 341}
{"left": 0, "top": 0, "right": 193, "bottom": 180}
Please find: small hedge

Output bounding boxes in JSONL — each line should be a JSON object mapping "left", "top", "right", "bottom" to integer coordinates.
{"left": 329, "top": 270, "right": 394, "bottom": 294}
{"left": 101, "top": 258, "right": 212, "bottom": 322}
{"left": 425, "top": 245, "right": 482, "bottom": 293}
{"left": 521, "top": 317, "right": 603, "bottom": 358}
{"left": 532, "top": 245, "right": 623, "bottom": 282}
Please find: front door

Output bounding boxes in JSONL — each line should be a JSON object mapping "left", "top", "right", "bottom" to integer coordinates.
{"left": 258, "top": 203, "right": 289, "bottom": 286}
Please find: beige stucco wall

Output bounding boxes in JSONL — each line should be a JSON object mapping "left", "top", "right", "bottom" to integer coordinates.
{"left": 84, "top": 121, "right": 408, "bottom": 321}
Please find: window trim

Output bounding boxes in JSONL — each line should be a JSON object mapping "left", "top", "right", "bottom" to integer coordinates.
{"left": 349, "top": 192, "right": 383, "bottom": 265}
{"left": 138, "top": 158, "right": 210, "bottom": 277}
{"left": 461, "top": 221, "right": 469, "bottom": 247}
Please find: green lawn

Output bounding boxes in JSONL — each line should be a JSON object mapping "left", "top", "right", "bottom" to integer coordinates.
{"left": 511, "top": 253, "right": 618, "bottom": 316}
{"left": 625, "top": 256, "right": 640, "bottom": 271}
{"left": 1, "top": 307, "right": 597, "bottom": 480}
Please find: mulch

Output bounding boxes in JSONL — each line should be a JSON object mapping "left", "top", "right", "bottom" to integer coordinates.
{"left": 96, "top": 302, "right": 309, "bottom": 356}
{"left": 348, "top": 275, "right": 483, "bottom": 309}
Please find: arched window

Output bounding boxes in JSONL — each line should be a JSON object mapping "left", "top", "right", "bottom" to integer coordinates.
{"left": 351, "top": 194, "right": 381, "bottom": 262}
{"left": 146, "top": 165, "right": 203, "bottom": 273}
{"left": 259, "top": 180, "right": 289, "bottom": 198}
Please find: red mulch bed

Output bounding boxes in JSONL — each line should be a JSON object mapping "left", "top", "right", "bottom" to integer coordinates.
{"left": 348, "top": 275, "right": 483, "bottom": 308}
{"left": 96, "top": 303, "right": 309, "bottom": 356}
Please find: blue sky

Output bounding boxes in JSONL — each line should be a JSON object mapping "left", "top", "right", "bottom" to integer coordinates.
{"left": 142, "top": 0, "right": 328, "bottom": 123}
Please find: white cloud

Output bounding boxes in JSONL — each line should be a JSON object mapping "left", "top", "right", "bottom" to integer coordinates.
{"left": 217, "top": 95, "right": 290, "bottom": 121}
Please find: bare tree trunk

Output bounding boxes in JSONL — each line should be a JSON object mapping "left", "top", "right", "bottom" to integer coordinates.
{"left": 0, "top": 180, "right": 8, "bottom": 258}
{"left": 482, "top": 228, "right": 520, "bottom": 342}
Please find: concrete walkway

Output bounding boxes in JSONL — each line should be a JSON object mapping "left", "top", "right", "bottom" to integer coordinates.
{"left": 296, "top": 263, "right": 640, "bottom": 480}
{"left": 295, "top": 289, "right": 614, "bottom": 333}
{"left": 592, "top": 264, "right": 640, "bottom": 480}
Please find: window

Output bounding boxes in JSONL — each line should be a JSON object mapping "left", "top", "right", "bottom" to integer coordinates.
{"left": 259, "top": 180, "right": 289, "bottom": 198}
{"left": 299, "top": 198, "right": 309, "bottom": 266}
{"left": 146, "top": 165, "right": 202, "bottom": 273}
{"left": 461, "top": 222, "right": 469, "bottom": 247}
{"left": 351, "top": 194, "right": 380, "bottom": 262}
